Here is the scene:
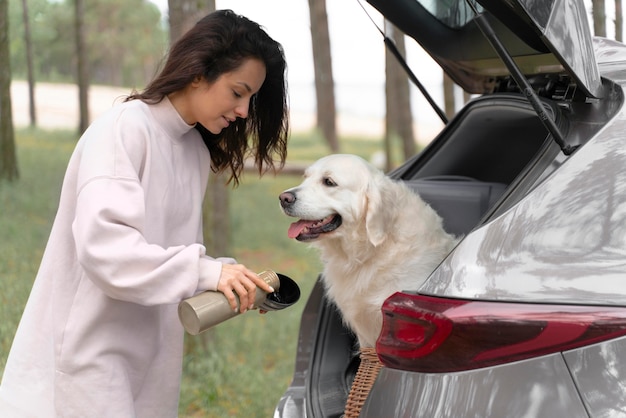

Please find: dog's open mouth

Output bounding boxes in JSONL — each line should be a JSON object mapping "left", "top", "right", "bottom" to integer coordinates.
{"left": 287, "top": 214, "right": 342, "bottom": 241}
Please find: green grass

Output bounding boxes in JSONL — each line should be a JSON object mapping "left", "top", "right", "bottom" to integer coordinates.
{"left": 0, "top": 129, "right": 75, "bottom": 367}
{"left": 0, "top": 127, "right": 394, "bottom": 417}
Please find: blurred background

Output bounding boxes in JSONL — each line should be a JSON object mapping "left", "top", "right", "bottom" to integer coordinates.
{"left": 0, "top": 0, "right": 622, "bottom": 416}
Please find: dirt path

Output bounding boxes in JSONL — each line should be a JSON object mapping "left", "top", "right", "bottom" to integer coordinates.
{"left": 12, "top": 81, "right": 130, "bottom": 130}
{"left": 10, "top": 80, "right": 386, "bottom": 136}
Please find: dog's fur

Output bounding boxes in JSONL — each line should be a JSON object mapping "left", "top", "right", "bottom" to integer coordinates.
{"left": 279, "top": 154, "right": 458, "bottom": 348}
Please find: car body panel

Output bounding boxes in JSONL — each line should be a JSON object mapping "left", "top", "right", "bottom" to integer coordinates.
{"left": 421, "top": 105, "right": 626, "bottom": 305}
{"left": 563, "top": 336, "right": 626, "bottom": 416}
{"left": 360, "top": 354, "right": 588, "bottom": 417}
{"left": 519, "top": 0, "right": 602, "bottom": 97}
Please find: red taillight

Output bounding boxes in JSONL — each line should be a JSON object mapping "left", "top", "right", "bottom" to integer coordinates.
{"left": 376, "top": 293, "right": 626, "bottom": 373}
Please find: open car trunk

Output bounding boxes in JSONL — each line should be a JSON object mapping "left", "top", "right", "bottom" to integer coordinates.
{"left": 304, "top": 93, "right": 563, "bottom": 417}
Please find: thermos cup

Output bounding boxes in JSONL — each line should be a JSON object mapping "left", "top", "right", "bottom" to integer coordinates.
{"left": 178, "top": 270, "right": 300, "bottom": 335}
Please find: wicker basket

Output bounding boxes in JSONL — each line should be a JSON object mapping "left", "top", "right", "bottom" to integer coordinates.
{"left": 343, "top": 347, "right": 383, "bottom": 418}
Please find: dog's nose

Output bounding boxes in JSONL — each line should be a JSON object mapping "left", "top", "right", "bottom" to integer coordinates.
{"left": 279, "top": 191, "right": 296, "bottom": 208}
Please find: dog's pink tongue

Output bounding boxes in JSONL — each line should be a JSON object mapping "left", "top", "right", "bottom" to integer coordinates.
{"left": 288, "top": 220, "right": 314, "bottom": 239}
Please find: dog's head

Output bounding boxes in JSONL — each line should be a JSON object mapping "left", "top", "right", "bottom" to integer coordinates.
{"left": 279, "top": 154, "right": 392, "bottom": 246}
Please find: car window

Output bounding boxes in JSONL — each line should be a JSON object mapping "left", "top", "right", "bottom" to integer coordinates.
{"left": 416, "top": 0, "right": 483, "bottom": 28}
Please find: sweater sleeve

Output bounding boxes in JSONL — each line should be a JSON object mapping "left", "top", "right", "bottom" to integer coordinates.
{"left": 73, "top": 177, "right": 228, "bottom": 305}
{"left": 70, "top": 101, "right": 231, "bottom": 306}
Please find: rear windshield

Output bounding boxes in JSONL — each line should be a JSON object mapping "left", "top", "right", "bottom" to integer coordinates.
{"left": 417, "top": 0, "right": 484, "bottom": 28}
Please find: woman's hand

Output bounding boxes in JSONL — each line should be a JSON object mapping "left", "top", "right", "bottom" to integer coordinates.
{"left": 217, "top": 264, "right": 275, "bottom": 313}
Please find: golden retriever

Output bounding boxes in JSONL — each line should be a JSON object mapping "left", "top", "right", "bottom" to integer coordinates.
{"left": 279, "top": 154, "right": 458, "bottom": 348}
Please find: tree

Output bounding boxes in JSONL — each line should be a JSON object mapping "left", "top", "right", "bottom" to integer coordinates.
{"left": 0, "top": 0, "right": 18, "bottom": 181}
{"left": 443, "top": 73, "right": 455, "bottom": 119}
{"left": 167, "top": 0, "right": 221, "bottom": 354}
{"left": 8, "top": 0, "right": 166, "bottom": 89}
{"left": 616, "top": 0, "right": 623, "bottom": 42}
{"left": 308, "top": 0, "right": 338, "bottom": 152}
{"left": 592, "top": 0, "right": 607, "bottom": 36}
{"left": 84, "top": 0, "right": 165, "bottom": 86}
{"left": 168, "top": 0, "right": 215, "bottom": 43}
{"left": 384, "top": 21, "right": 415, "bottom": 170}
{"left": 74, "top": 0, "right": 89, "bottom": 134}
{"left": 21, "top": 0, "right": 36, "bottom": 127}
{"left": 195, "top": 0, "right": 229, "bottom": 269}
{"left": 166, "top": 0, "right": 226, "bottom": 261}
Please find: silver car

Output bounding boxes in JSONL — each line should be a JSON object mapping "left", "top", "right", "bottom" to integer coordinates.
{"left": 275, "top": 0, "right": 626, "bottom": 416}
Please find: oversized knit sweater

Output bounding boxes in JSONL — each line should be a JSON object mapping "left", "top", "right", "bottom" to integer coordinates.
{"left": 0, "top": 97, "right": 234, "bottom": 417}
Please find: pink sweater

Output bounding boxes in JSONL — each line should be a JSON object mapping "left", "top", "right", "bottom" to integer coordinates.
{"left": 0, "top": 97, "right": 233, "bottom": 417}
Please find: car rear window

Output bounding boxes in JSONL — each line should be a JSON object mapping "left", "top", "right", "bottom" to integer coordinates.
{"left": 416, "top": 0, "right": 483, "bottom": 28}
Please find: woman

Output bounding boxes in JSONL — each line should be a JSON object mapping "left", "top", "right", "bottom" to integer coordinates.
{"left": 0, "top": 9, "right": 289, "bottom": 417}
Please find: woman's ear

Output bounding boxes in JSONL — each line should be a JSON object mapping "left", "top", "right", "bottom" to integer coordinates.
{"left": 365, "top": 174, "right": 391, "bottom": 247}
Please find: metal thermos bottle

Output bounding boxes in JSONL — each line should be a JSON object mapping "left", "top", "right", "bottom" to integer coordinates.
{"left": 178, "top": 270, "right": 281, "bottom": 335}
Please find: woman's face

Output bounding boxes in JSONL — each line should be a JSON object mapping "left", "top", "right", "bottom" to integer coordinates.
{"left": 174, "top": 58, "right": 267, "bottom": 134}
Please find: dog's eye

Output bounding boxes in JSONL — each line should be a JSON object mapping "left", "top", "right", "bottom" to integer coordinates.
{"left": 323, "top": 177, "right": 337, "bottom": 187}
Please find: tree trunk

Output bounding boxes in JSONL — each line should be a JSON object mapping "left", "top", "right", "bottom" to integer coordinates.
{"left": 189, "top": 169, "right": 228, "bottom": 354}
{"left": 308, "top": 0, "right": 338, "bottom": 152}
{"left": 21, "top": 0, "right": 36, "bottom": 127}
{"left": 200, "top": 0, "right": 227, "bottom": 260}
{"left": 74, "top": 0, "right": 89, "bottom": 134}
{"left": 168, "top": 0, "right": 214, "bottom": 44}
{"left": 384, "top": 22, "right": 415, "bottom": 169}
{"left": 203, "top": 173, "right": 229, "bottom": 257}
{"left": 463, "top": 90, "right": 472, "bottom": 104}
{"left": 616, "top": 0, "right": 623, "bottom": 42}
{"left": 443, "top": 73, "right": 455, "bottom": 119}
{"left": 168, "top": 0, "right": 221, "bottom": 353}
{"left": 0, "top": 0, "right": 18, "bottom": 182}
{"left": 592, "top": 0, "right": 607, "bottom": 37}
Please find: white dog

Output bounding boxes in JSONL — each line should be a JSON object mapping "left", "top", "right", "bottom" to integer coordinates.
{"left": 279, "top": 154, "right": 458, "bottom": 348}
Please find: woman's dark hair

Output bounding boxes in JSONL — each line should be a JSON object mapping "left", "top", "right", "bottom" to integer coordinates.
{"left": 127, "top": 9, "right": 289, "bottom": 185}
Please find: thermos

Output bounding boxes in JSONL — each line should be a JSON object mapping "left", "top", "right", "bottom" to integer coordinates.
{"left": 178, "top": 270, "right": 300, "bottom": 335}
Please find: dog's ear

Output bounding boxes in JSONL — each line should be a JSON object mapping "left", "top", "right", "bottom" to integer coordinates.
{"left": 365, "top": 174, "right": 392, "bottom": 247}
